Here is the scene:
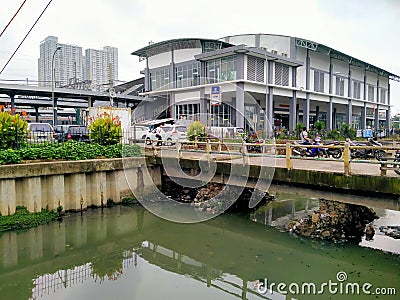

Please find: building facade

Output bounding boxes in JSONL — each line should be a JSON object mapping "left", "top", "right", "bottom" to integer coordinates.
{"left": 85, "top": 46, "right": 118, "bottom": 91}
{"left": 131, "top": 34, "right": 399, "bottom": 134}
{"left": 38, "top": 36, "right": 118, "bottom": 91}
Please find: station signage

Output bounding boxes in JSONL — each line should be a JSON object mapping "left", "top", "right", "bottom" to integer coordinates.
{"left": 211, "top": 86, "right": 221, "bottom": 106}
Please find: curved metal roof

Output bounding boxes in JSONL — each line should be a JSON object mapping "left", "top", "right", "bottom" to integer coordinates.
{"left": 131, "top": 38, "right": 233, "bottom": 58}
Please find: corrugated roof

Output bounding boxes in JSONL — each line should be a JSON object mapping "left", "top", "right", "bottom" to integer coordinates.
{"left": 131, "top": 38, "right": 233, "bottom": 58}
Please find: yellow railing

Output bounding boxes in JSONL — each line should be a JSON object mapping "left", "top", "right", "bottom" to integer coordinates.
{"left": 144, "top": 139, "right": 400, "bottom": 176}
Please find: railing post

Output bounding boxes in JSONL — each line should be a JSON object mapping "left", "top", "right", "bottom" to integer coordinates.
{"left": 206, "top": 139, "right": 211, "bottom": 161}
{"left": 286, "top": 142, "right": 292, "bottom": 170}
{"left": 343, "top": 142, "right": 350, "bottom": 176}
{"left": 176, "top": 141, "right": 182, "bottom": 159}
{"left": 242, "top": 140, "right": 248, "bottom": 165}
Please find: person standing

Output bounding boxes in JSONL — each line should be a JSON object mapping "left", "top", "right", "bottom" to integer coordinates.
{"left": 155, "top": 125, "right": 163, "bottom": 146}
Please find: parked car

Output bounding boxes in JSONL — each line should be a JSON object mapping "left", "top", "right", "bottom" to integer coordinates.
{"left": 130, "top": 125, "right": 151, "bottom": 142}
{"left": 145, "top": 124, "right": 188, "bottom": 145}
{"left": 27, "top": 123, "right": 54, "bottom": 143}
{"left": 54, "top": 125, "right": 69, "bottom": 141}
{"left": 56, "top": 125, "right": 90, "bottom": 143}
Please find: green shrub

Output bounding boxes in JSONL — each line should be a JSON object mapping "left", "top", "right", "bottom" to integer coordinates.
{"left": 88, "top": 113, "right": 122, "bottom": 145}
{"left": 295, "top": 123, "right": 304, "bottom": 139}
{"left": 186, "top": 121, "right": 206, "bottom": 141}
{"left": 326, "top": 129, "right": 341, "bottom": 140}
{"left": 0, "top": 111, "right": 28, "bottom": 149}
{"left": 0, "top": 142, "right": 141, "bottom": 165}
{"left": 340, "top": 123, "right": 356, "bottom": 139}
{"left": 314, "top": 121, "right": 326, "bottom": 132}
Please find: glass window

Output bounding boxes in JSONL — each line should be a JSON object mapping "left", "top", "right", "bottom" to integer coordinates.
{"left": 175, "top": 63, "right": 200, "bottom": 88}
{"left": 206, "top": 56, "right": 236, "bottom": 84}
{"left": 335, "top": 76, "right": 345, "bottom": 96}
{"left": 210, "top": 103, "right": 232, "bottom": 127}
{"left": 353, "top": 81, "right": 361, "bottom": 99}
{"left": 150, "top": 68, "right": 170, "bottom": 91}
{"left": 176, "top": 103, "right": 200, "bottom": 121}
{"left": 368, "top": 85, "right": 374, "bottom": 102}
{"left": 380, "top": 89, "right": 386, "bottom": 104}
{"left": 313, "top": 70, "right": 324, "bottom": 93}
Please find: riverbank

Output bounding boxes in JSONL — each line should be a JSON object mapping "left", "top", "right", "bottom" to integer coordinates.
{"left": 0, "top": 206, "right": 59, "bottom": 232}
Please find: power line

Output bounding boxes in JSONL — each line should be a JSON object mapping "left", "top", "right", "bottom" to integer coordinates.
{"left": 0, "top": 0, "right": 53, "bottom": 75}
{"left": 0, "top": 0, "right": 27, "bottom": 38}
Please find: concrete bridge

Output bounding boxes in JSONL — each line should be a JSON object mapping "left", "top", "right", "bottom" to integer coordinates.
{"left": 143, "top": 143, "right": 400, "bottom": 209}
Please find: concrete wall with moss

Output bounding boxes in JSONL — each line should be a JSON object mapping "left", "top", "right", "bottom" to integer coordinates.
{"left": 0, "top": 158, "right": 160, "bottom": 215}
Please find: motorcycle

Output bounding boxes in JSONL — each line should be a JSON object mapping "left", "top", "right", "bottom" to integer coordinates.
{"left": 394, "top": 150, "right": 400, "bottom": 175}
{"left": 292, "top": 140, "right": 326, "bottom": 158}
{"left": 323, "top": 141, "right": 342, "bottom": 159}
{"left": 349, "top": 137, "right": 386, "bottom": 160}
{"left": 244, "top": 134, "right": 263, "bottom": 153}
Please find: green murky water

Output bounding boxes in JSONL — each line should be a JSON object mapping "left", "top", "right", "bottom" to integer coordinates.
{"left": 0, "top": 187, "right": 399, "bottom": 300}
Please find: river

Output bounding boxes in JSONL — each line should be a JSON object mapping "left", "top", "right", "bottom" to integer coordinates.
{"left": 0, "top": 185, "right": 399, "bottom": 300}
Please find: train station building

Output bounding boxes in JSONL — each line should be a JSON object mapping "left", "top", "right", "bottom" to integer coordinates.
{"left": 131, "top": 34, "right": 400, "bottom": 135}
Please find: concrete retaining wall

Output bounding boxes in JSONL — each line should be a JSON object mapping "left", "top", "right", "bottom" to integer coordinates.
{"left": 0, "top": 158, "right": 157, "bottom": 215}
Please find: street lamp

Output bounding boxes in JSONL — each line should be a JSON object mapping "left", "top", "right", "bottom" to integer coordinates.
{"left": 52, "top": 46, "right": 61, "bottom": 126}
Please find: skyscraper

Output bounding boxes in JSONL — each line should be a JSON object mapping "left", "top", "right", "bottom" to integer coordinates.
{"left": 85, "top": 46, "right": 118, "bottom": 91}
{"left": 38, "top": 36, "right": 118, "bottom": 91}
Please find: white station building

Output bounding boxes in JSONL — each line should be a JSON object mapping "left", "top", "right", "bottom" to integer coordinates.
{"left": 131, "top": 34, "right": 399, "bottom": 134}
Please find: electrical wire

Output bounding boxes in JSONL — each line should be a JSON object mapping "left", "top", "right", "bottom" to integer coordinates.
{"left": 0, "top": 0, "right": 53, "bottom": 75}
{"left": 0, "top": 0, "right": 27, "bottom": 38}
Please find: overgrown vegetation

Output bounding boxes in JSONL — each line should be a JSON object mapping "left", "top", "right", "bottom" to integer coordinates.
{"left": 88, "top": 112, "right": 122, "bottom": 145}
{"left": 121, "top": 197, "right": 139, "bottom": 206}
{"left": 0, "top": 109, "right": 28, "bottom": 149}
{"left": 186, "top": 121, "right": 207, "bottom": 141}
{"left": 0, "top": 142, "right": 141, "bottom": 165}
{"left": 0, "top": 206, "right": 58, "bottom": 232}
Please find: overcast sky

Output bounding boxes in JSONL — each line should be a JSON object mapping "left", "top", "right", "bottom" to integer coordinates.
{"left": 1, "top": 0, "right": 400, "bottom": 114}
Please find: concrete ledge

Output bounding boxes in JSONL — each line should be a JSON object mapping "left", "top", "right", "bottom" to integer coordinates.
{"left": 0, "top": 157, "right": 158, "bottom": 215}
{"left": 0, "top": 157, "right": 145, "bottom": 179}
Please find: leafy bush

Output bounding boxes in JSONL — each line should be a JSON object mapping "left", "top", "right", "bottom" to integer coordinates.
{"left": 314, "top": 121, "right": 326, "bottom": 132}
{"left": 0, "top": 142, "right": 142, "bottom": 165}
{"left": 0, "top": 110, "right": 28, "bottom": 149}
{"left": 0, "top": 149, "right": 22, "bottom": 164}
{"left": 186, "top": 121, "right": 206, "bottom": 141}
{"left": 88, "top": 112, "right": 122, "bottom": 145}
{"left": 326, "top": 129, "right": 341, "bottom": 140}
{"left": 340, "top": 123, "right": 356, "bottom": 139}
{"left": 295, "top": 123, "right": 304, "bottom": 139}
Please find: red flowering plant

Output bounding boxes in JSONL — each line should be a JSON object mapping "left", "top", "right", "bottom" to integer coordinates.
{"left": 0, "top": 106, "right": 28, "bottom": 149}
{"left": 88, "top": 112, "right": 122, "bottom": 145}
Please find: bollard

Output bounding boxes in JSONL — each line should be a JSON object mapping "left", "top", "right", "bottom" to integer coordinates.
{"left": 286, "top": 142, "right": 293, "bottom": 170}
{"left": 343, "top": 142, "right": 350, "bottom": 176}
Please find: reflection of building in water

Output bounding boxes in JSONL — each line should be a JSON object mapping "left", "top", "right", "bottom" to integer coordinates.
{"left": 140, "top": 241, "right": 276, "bottom": 300}
{"left": 30, "top": 252, "right": 137, "bottom": 300}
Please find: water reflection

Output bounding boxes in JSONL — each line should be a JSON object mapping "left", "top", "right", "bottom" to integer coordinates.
{"left": 0, "top": 199, "right": 398, "bottom": 300}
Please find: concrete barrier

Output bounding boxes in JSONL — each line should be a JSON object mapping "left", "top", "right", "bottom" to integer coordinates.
{"left": 0, "top": 157, "right": 156, "bottom": 215}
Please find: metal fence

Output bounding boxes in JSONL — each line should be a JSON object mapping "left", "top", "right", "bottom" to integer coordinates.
{"left": 5, "top": 128, "right": 150, "bottom": 150}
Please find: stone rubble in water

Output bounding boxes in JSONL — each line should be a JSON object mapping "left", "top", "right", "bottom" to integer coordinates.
{"left": 287, "top": 199, "right": 378, "bottom": 242}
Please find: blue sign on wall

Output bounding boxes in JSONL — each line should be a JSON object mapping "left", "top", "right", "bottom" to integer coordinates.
{"left": 211, "top": 86, "right": 221, "bottom": 105}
